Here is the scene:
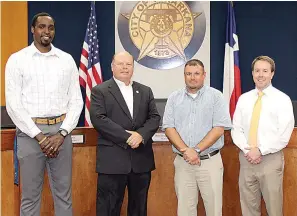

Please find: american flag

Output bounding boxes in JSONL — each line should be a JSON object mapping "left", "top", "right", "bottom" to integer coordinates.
{"left": 79, "top": 1, "right": 102, "bottom": 126}
{"left": 223, "top": 2, "right": 241, "bottom": 120}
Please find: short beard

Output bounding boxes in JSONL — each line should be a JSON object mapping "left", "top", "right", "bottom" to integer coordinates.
{"left": 188, "top": 86, "right": 198, "bottom": 89}
{"left": 41, "top": 41, "right": 51, "bottom": 47}
{"left": 188, "top": 85, "right": 203, "bottom": 90}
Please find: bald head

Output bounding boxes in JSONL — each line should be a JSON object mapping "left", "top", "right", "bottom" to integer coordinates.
{"left": 112, "top": 51, "right": 134, "bottom": 63}
{"left": 111, "top": 51, "right": 134, "bottom": 85}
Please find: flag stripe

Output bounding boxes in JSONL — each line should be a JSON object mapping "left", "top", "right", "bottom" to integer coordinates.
{"left": 92, "top": 65, "right": 102, "bottom": 83}
{"left": 81, "top": 48, "right": 89, "bottom": 60}
{"left": 79, "top": 77, "right": 86, "bottom": 88}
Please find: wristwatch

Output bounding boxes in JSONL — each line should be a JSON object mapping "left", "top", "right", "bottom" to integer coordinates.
{"left": 58, "top": 129, "right": 68, "bottom": 138}
{"left": 194, "top": 146, "right": 201, "bottom": 154}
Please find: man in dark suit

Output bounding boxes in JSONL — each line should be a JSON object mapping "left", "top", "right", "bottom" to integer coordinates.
{"left": 90, "top": 51, "right": 161, "bottom": 216}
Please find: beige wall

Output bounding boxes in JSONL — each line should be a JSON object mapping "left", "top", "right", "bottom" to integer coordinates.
{"left": 1, "top": 1, "right": 28, "bottom": 106}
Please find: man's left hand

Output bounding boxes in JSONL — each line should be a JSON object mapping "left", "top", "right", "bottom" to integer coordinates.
{"left": 126, "top": 130, "right": 143, "bottom": 149}
{"left": 244, "top": 147, "right": 262, "bottom": 164}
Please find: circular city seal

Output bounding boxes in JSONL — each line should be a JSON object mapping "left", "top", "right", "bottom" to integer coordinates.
{"left": 118, "top": 1, "right": 206, "bottom": 70}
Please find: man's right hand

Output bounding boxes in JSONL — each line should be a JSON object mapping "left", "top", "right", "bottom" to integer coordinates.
{"left": 126, "top": 130, "right": 143, "bottom": 149}
{"left": 180, "top": 147, "right": 201, "bottom": 165}
{"left": 35, "top": 133, "right": 59, "bottom": 158}
{"left": 244, "top": 147, "right": 262, "bottom": 164}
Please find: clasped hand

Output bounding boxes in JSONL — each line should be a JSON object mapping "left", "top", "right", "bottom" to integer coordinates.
{"left": 244, "top": 147, "right": 262, "bottom": 164}
{"left": 126, "top": 130, "right": 143, "bottom": 149}
{"left": 180, "top": 147, "right": 201, "bottom": 166}
{"left": 40, "top": 134, "right": 64, "bottom": 158}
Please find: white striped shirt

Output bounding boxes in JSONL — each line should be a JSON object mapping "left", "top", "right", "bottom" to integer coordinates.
{"left": 5, "top": 43, "right": 83, "bottom": 138}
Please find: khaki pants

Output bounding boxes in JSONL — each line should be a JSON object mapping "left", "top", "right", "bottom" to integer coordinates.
{"left": 174, "top": 152, "right": 224, "bottom": 216}
{"left": 239, "top": 151, "right": 284, "bottom": 216}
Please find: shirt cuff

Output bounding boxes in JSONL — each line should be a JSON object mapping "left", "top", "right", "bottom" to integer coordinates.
{"left": 240, "top": 144, "right": 250, "bottom": 154}
{"left": 162, "top": 124, "right": 174, "bottom": 131}
{"left": 29, "top": 126, "right": 42, "bottom": 139}
{"left": 60, "top": 123, "right": 72, "bottom": 134}
{"left": 242, "top": 148, "right": 250, "bottom": 155}
{"left": 213, "top": 124, "right": 232, "bottom": 130}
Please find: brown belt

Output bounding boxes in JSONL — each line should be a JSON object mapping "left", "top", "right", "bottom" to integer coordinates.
{"left": 177, "top": 149, "right": 220, "bottom": 160}
{"left": 32, "top": 114, "right": 66, "bottom": 125}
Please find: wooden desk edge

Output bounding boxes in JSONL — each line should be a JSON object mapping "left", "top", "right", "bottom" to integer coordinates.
{"left": 1, "top": 127, "right": 297, "bottom": 151}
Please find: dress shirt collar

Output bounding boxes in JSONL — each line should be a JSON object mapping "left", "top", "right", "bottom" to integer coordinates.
{"left": 184, "top": 85, "right": 206, "bottom": 98}
{"left": 113, "top": 76, "right": 133, "bottom": 87}
{"left": 254, "top": 84, "right": 273, "bottom": 97}
{"left": 29, "top": 42, "right": 60, "bottom": 57}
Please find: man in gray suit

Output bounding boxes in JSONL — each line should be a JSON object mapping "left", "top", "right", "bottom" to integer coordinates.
{"left": 5, "top": 12, "right": 83, "bottom": 216}
{"left": 90, "top": 51, "right": 160, "bottom": 216}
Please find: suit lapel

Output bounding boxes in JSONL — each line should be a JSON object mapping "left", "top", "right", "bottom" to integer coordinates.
{"left": 132, "top": 83, "right": 141, "bottom": 121}
{"left": 108, "top": 79, "right": 133, "bottom": 121}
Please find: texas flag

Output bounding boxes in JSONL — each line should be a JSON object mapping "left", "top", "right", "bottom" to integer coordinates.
{"left": 223, "top": 2, "right": 242, "bottom": 120}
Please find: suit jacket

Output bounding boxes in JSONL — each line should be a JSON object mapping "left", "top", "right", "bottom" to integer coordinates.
{"left": 90, "top": 78, "right": 161, "bottom": 174}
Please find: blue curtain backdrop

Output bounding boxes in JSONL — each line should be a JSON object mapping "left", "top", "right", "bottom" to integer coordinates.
{"left": 211, "top": 1, "right": 297, "bottom": 98}
{"left": 28, "top": 1, "right": 297, "bottom": 126}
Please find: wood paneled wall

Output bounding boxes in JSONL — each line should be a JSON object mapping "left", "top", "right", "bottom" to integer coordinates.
{"left": 0, "top": 1, "right": 28, "bottom": 106}
{"left": 1, "top": 128, "right": 297, "bottom": 216}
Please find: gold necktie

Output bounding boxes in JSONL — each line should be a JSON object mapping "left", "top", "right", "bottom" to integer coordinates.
{"left": 248, "top": 92, "right": 264, "bottom": 148}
